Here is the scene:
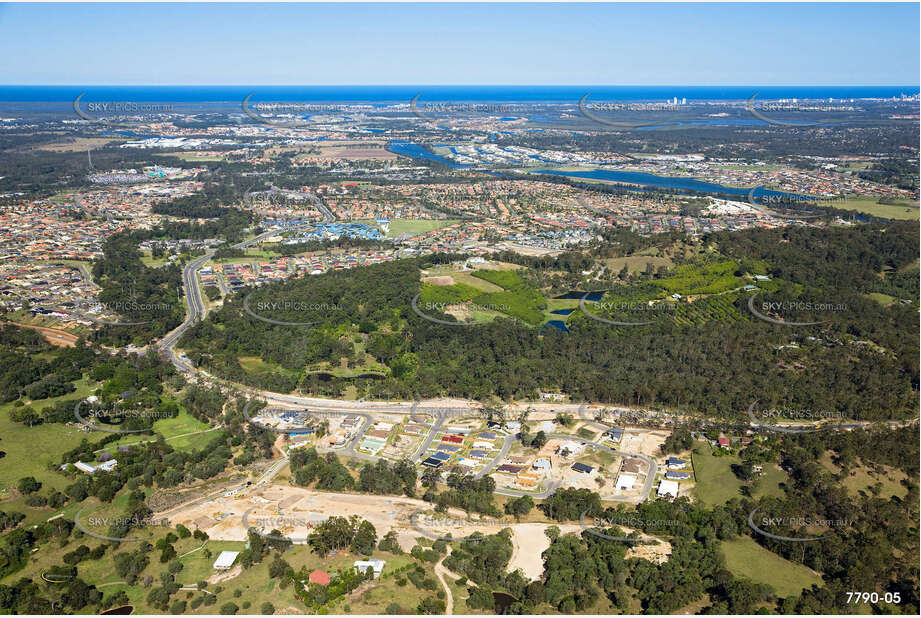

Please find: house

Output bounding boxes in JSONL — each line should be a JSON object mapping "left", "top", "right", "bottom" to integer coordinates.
{"left": 436, "top": 443, "right": 461, "bottom": 453}
{"left": 353, "top": 559, "right": 386, "bottom": 578}
{"left": 508, "top": 456, "right": 530, "bottom": 465}
{"left": 213, "top": 551, "right": 239, "bottom": 571}
{"left": 403, "top": 423, "right": 426, "bottom": 435}
{"left": 441, "top": 434, "right": 464, "bottom": 444}
{"left": 621, "top": 458, "right": 644, "bottom": 474}
{"left": 539, "top": 392, "right": 565, "bottom": 401}
{"left": 74, "top": 460, "right": 118, "bottom": 474}
{"left": 477, "top": 432, "right": 498, "bottom": 441}
{"left": 540, "top": 420, "right": 556, "bottom": 433}
{"left": 421, "top": 457, "right": 444, "bottom": 468}
{"left": 468, "top": 449, "right": 489, "bottom": 460}
{"left": 666, "top": 457, "right": 687, "bottom": 469}
{"left": 717, "top": 437, "right": 731, "bottom": 449}
{"left": 603, "top": 427, "right": 624, "bottom": 443}
{"left": 616, "top": 474, "right": 637, "bottom": 490}
{"left": 497, "top": 464, "right": 523, "bottom": 474}
{"left": 657, "top": 480, "right": 680, "bottom": 498}
{"left": 571, "top": 462, "right": 594, "bottom": 474}
{"left": 532, "top": 457, "right": 551, "bottom": 471}
{"left": 472, "top": 440, "right": 494, "bottom": 450}
{"left": 309, "top": 569, "right": 331, "bottom": 586}
{"left": 665, "top": 470, "right": 691, "bottom": 481}
{"left": 557, "top": 440, "right": 586, "bottom": 457}
{"left": 289, "top": 435, "right": 313, "bottom": 449}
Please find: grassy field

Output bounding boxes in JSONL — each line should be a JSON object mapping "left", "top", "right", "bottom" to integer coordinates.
{"left": 751, "top": 465, "right": 788, "bottom": 499}
{"left": 0, "top": 377, "right": 101, "bottom": 493}
{"left": 866, "top": 292, "right": 897, "bottom": 306}
{"left": 819, "top": 453, "right": 909, "bottom": 499}
{"left": 719, "top": 536, "right": 823, "bottom": 598}
{"left": 691, "top": 442, "right": 743, "bottom": 506}
{"left": 383, "top": 218, "right": 459, "bottom": 237}
{"left": 140, "top": 251, "right": 172, "bottom": 268}
{"left": 97, "top": 410, "right": 215, "bottom": 454}
{"left": 603, "top": 255, "right": 674, "bottom": 274}
{"left": 836, "top": 195, "right": 920, "bottom": 221}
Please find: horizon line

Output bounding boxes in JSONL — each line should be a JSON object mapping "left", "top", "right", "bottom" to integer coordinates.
{"left": 2, "top": 83, "right": 919, "bottom": 88}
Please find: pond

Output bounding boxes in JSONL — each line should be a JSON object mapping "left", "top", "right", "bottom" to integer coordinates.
{"left": 554, "top": 291, "right": 605, "bottom": 301}
{"left": 493, "top": 592, "right": 517, "bottom": 612}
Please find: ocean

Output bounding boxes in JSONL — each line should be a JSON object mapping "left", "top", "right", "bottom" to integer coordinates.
{"left": 0, "top": 85, "right": 917, "bottom": 105}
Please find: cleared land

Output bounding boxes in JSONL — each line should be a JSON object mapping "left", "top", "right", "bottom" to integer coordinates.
{"left": 691, "top": 442, "right": 743, "bottom": 506}
{"left": 835, "top": 195, "right": 920, "bottom": 220}
{"left": 719, "top": 536, "right": 823, "bottom": 598}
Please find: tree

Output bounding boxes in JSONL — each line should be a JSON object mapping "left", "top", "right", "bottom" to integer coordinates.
{"left": 16, "top": 477, "right": 41, "bottom": 495}
{"left": 504, "top": 495, "right": 534, "bottom": 520}
{"left": 260, "top": 602, "right": 275, "bottom": 614}
{"left": 350, "top": 520, "right": 377, "bottom": 556}
{"left": 219, "top": 602, "right": 239, "bottom": 615}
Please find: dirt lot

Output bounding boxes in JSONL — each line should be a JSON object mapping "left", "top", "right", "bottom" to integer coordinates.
{"left": 620, "top": 429, "right": 669, "bottom": 457}
{"left": 422, "top": 275, "right": 455, "bottom": 286}
{"left": 507, "top": 523, "right": 581, "bottom": 580}
{"left": 165, "top": 484, "right": 593, "bottom": 578}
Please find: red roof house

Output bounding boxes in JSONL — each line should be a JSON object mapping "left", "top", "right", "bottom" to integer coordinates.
{"left": 309, "top": 569, "right": 331, "bottom": 586}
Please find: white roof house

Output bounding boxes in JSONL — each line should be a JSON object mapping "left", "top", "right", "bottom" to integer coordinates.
{"left": 74, "top": 460, "right": 117, "bottom": 474}
{"left": 213, "top": 551, "right": 239, "bottom": 570}
{"left": 353, "top": 558, "right": 386, "bottom": 577}
{"left": 657, "top": 480, "right": 680, "bottom": 498}
{"left": 557, "top": 440, "right": 586, "bottom": 457}
{"left": 532, "top": 457, "right": 551, "bottom": 470}
{"left": 616, "top": 474, "right": 637, "bottom": 490}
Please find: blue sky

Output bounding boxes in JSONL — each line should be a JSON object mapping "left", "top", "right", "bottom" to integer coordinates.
{"left": 0, "top": 2, "right": 917, "bottom": 85}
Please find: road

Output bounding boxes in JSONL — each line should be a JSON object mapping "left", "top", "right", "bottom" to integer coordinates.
{"left": 152, "top": 204, "right": 914, "bottom": 509}
{"left": 434, "top": 548, "right": 456, "bottom": 614}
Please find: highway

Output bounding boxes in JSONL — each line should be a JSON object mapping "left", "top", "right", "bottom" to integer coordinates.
{"left": 153, "top": 203, "right": 914, "bottom": 507}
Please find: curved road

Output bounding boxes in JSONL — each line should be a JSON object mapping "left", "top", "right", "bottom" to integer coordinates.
{"left": 154, "top": 213, "right": 912, "bottom": 506}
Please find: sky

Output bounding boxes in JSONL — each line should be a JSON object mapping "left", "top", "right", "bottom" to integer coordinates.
{"left": 0, "top": 2, "right": 918, "bottom": 85}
